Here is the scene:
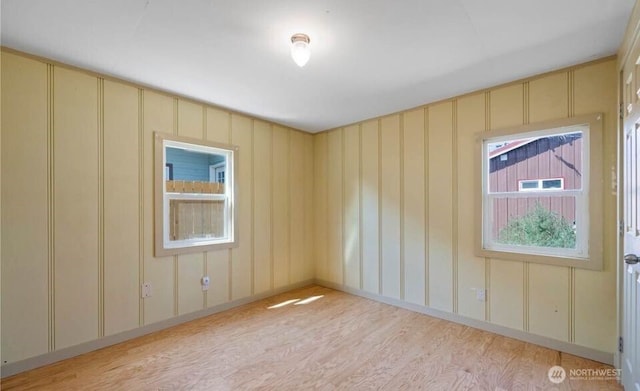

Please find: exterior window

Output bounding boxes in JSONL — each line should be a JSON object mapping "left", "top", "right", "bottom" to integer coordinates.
{"left": 210, "top": 162, "right": 226, "bottom": 184}
{"left": 154, "top": 132, "right": 239, "bottom": 256}
{"left": 476, "top": 114, "right": 603, "bottom": 270}
{"left": 518, "top": 178, "right": 564, "bottom": 191}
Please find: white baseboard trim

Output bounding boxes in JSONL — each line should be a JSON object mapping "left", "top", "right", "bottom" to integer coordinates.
{"left": 315, "top": 279, "right": 613, "bottom": 365}
{"left": 1, "top": 279, "right": 315, "bottom": 378}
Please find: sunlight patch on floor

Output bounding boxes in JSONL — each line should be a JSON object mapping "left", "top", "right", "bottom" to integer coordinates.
{"left": 267, "top": 295, "right": 324, "bottom": 309}
{"left": 267, "top": 299, "right": 300, "bottom": 309}
{"left": 294, "top": 295, "right": 324, "bottom": 305}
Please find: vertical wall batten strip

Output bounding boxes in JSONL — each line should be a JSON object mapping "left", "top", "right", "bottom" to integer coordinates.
{"left": 568, "top": 70, "right": 576, "bottom": 343}
{"left": 399, "top": 115, "right": 405, "bottom": 300}
{"left": 287, "top": 128, "right": 292, "bottom": 285}
{"left": 570, "top": 266, "right": 575, "bottom": 342}
{"left": 358, "top": 124, "right": 364, "bottom": 290}
{"left": 47, "top": 63, "right": 56, "bottom": 351}
{"left": 251, "top": 121, "right": 256, "bottom": 295}
{"left": 325, "top": 132, "right": 329, "bottom": 282}
{"left": 424, "top": 108, "right": 430, "bottom": 307}
{"left": 484, "top": 91, "right": 491, "bottom": 322}
{"left": 288, "top": 129, "right": 293, "bottom": 285}
{"left": 97, "top": 78, "right": 105, "bottom": 338}
{"left": 377, "top": 120, "right": 383, "bottom": 294}
{"left": 138, "top": 89, "right": 144, "bottom": 326}
{"left": 173, "top": 98, "right": 179, "bottom": 316}
{"left": 568, "top": 70, "right": 574, "bottom": 118}
{"left": 227, "top": 113, "right": 233, "bottom": 301}
{"left": 268, "top": 123, "right": 273, "bottom": 291}
{"left": 309, "top": 133, "right": 315, "bottom": 280}
{"left": 523, "top": 258, "right": 529, "bottom": 332}
{"left": 523, "top": 82, "right": 529, "bottom": 124}
{"left": 202, "top": 106, "right": 208, "bottom": 308}
{"left": 452, "top": 100, "right": 459, "bottom": 314}
{"left": 523, "top": 82, "right": 530, "bottom": 332}
{"left": 342, "top": 128, "right": 347, "bottom": 286}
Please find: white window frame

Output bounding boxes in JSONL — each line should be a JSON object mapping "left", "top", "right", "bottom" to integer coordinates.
{"left": 154, "top": 132, "right": 239, "bottom": 257}
{"left": 475, "top": 113, "right": 604, "bottom": 270}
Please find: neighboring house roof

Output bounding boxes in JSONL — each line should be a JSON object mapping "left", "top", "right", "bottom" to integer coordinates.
{"left": 489, "top": 138, "right": 538, "bottom": 159}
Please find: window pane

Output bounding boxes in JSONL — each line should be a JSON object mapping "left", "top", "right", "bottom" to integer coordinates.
{"left": 542, "top": 179, "right": 562, "bottom": 189}
{"left": 170, "top": 199, "right": 226, "bottom": 240}
{"left": 488, "top": 131, "right": 583, "bottom": 193}
{"left": 490, "top": 196, "right": 577, "bottom": 249}
{"left": 520, "top": 180, "right": 539, "bottom": 190}
{"left": 156, "top": 133, "right": 237, "bottom": 256}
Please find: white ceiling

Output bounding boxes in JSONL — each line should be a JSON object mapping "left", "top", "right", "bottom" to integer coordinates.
{"left": 1, "top": 0, "right": 635, "bottom": 132}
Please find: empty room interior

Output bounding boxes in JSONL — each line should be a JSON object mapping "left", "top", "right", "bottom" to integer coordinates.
{"left": 2, "top": 0, "right": 640, "bottom": 389}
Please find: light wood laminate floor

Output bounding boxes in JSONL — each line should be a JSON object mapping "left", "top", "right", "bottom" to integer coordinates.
{"left": 2, "top": 285, "right": 621, "bottom": 390}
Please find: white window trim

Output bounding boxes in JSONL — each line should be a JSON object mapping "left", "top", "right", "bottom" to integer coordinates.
{"left": 154, "top": 132, "right": 239, "bottom": 257}
{"left": 475, "top": 113, "right": 604, "bottom": 270}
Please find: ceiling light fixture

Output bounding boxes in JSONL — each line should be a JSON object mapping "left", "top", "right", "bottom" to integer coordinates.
{"left": 290, "top": 33, "right": 311, "bottom": 67}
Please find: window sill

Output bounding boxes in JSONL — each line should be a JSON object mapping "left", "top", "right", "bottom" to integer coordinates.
{"left": 475, "top": 247, "right": 603, "bottom": 270}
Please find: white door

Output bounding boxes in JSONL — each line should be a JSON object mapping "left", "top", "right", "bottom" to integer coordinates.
{"left": 622, "top": 111, "right": 640, "bottom": 391}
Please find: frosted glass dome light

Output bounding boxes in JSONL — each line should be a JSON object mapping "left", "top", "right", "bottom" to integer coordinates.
{"left": 291, "top": 33, "right": 311, "bottom": 67}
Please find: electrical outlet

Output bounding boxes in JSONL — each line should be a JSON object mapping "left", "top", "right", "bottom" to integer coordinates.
{"left": 476, "top": 288, "right": 486, "bottom": 302}
{"left": 201, "top": 276, "right": 210, "bottom": 291}
{"left": 141, "top": 282, "right": 152, "bottom": 298}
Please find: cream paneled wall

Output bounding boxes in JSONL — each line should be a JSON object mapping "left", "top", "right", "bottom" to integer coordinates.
{"left": 314, "top": 58, "right": 618, "bottom": 354}
{"left": 1, "top": 50, "right": 315, "bottom": 365}
{"left": 0, "top": 48, "right": 619, "bottom": 368}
